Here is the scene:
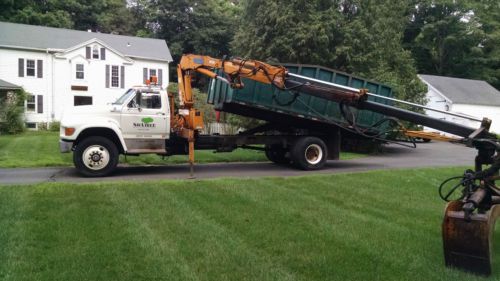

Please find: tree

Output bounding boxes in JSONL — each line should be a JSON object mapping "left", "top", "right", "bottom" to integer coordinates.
{"left": 151, "top": 0, "right": 239, "bottom": 60}
{"left": 467, "top": 0, "right": 500, "bottom": 89}
{"left": 403, "top": 0, "right": 484, "bottom": 77}
{"left": 338, "top": 0, "right": 426, "bottom": 104}
{"left": 233, "top": 0, "right": 426, "bottom": 104}
{"left": 0, "top": 0, "right": 138, "bottom": 35}
{"left": 232, "top": 0, "right": 342, "bottom": 66}
{"left": 0, "top": 0, "right": 73, "bottom": 28}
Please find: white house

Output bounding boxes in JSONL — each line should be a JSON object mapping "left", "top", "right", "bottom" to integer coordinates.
{"left": 0, "top": 21, "right": 172, "bottom": 129}
{"left": 419, "top": 74, "right": 500, "bottom": 135}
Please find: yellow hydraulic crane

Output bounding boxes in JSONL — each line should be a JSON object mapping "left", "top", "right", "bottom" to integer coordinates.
{"left": 175, "top": 54, "right": 288, "bottom": 175}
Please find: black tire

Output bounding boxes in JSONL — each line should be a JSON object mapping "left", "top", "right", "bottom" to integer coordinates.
{"left": 290, "top": 137, "right": 327, "bottom": 170}
{"left": 73, "top": 136, "right": 119, "bottom": 177}
{"left": 265, "top": 144, "right": 290, "bottom": 164}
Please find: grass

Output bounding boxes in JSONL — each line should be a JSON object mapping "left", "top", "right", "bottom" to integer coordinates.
{"left": 0, "top": 167, "right": 498, "bottom": 281}
{"left": 0, "top": 131, "right": 364, "bottom": 168}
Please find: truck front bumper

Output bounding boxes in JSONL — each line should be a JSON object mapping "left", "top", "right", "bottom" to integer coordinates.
{"left": 59, "top": 140, "right": 73, "bottom": 153}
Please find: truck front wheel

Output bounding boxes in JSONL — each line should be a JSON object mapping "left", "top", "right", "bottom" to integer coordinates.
{"left": 290, "top": 137, "right": 327, "bottom": 170}
{"left": 73, "top": 136, "right": 119, "bottom": 177}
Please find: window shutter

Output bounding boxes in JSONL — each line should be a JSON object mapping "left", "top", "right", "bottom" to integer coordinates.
{"left": 143, "top": 68, "right": 148, "bottom": 84}
{"left": 18, "top": 58, "right": 24, "bottom": 77}
{"left": 37, "top": 60, "right": 43, "bottom": 78}
{"left": 120, "top": 66, "right": 125, "bottom": 88}
{"left": 105, "top": 65, "right": 110, "bottom": 88}
{"left": 158, "top": 69, "right": 163, "bottom": 85}
{"left": 86, "top": 46, "right": 91, "bottom": 59}
{"left": 100, "top": 48, "right": 106, "bottom": 60}
{"left": 37, "top": 95, "right": 43, "bottom": 113}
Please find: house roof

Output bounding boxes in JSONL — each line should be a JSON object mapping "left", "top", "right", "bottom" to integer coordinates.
{"left": 0, "top": 79, "right": 21, "bottom": 90}
{"left": 419, "top": 74, "right": 500, "bottom": 106}
{"left": 0, "top": 21, "right": 172, "bottom": 62}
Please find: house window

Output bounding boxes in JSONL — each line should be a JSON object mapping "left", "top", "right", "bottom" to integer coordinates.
{"left": 25, "top": 122, "right": 37, "bottom": 129}
{"left": 111, "top": 65, "right": 119, "bottom": 87}
{"left": 76, "top": 64, "right": 84, "bottom": 79}
{"left": 149, "top": 69, "right": 157, "bottom": 78}
{"left": 92, "top": 45, "right": 99, "bottom": 59}
{"left": 74, "top": 96, "right": 93, "bottom": 106}
{"left": 143, "top": 68, "right": 163, "bottom": 85}
{"left": 26, "top": 59, "right": 36, "bottom": 77}
{"left": 26, "top": 95, "right": 36, "bottom": 112}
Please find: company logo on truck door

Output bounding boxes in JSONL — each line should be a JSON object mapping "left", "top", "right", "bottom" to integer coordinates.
{"left": 134, "top": 117, "right": 156, "bottom": 128}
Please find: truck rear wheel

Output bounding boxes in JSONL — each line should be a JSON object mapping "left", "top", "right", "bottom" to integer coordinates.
{"left": 290, "top": 137, "right": 327, "bottom": 170}
{"left": 73, "top": 136, "right": 119, "bottom": 177}
{"left": 265, "top": 144, "right": 290, "bottom": 164}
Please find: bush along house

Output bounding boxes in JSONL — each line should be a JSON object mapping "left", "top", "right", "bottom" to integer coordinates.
{"left": 0, "top": 21, "right": 172, "bottom": 129}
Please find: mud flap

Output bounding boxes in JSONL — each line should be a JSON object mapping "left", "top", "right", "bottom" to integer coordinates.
{"left": 442, "top": 201, "right": 500, "bottom": 276}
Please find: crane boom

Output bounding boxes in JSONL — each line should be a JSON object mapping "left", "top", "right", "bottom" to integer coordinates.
{"left": 176, "top": 54, "right": 288, "bottom": 176}
{"left": 177, "top": 54, "right": 287, "bottom": 108}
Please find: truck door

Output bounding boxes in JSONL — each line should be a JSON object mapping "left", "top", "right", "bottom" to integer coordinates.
{"left": 121, "top": 90, "right": 169, "bottom": 153}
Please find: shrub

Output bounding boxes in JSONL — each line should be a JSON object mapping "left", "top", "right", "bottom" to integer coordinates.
{"left": 49, "top": 121, "right": 60, "bottom": 132}
{"left": 0, "top": 89, "right": 27, "bottom": 135}
{"left": 37, "top": 122, "right": 48, "bottom": 131}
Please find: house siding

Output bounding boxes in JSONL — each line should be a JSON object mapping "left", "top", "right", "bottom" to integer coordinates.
{"left": 452, "top": 104, "right": 500, "bottom": 134}
{"left": 420, "top": 77, "right": 500, "bottom": 136}
{"left": 0, "top": 39, "right": 169, "bottom": 125}
{"left": 0, "top": 49, "right": 52, "bottom": 124}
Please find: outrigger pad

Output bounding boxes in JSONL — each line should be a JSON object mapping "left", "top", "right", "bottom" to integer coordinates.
{"left": 442, "top": 201, "right": 500, "bottom": 276}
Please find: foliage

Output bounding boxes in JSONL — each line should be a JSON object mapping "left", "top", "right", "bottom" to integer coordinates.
{"left": 2, "top": 0, "right": 500, "bottom": 140}
{"left": 0, "top": 0, "right": 138, "bottom": 35}
{"left": 232, "top": 0, "right": 341, "bottom": 66}
{"left": 339, "top": 0, "right": 427, "bottom": 104}
{"left": 138, "top": 0, "right": 239, "bottom": 61}
{"left": 167, "top": 82, "right": 217, "bottom": 125}
{"left": 1, "top": 0, "right": 498, "bottom": 91}
{"left": 225, "top": 113, "right": 264, "bottom": 131}
{"left": 49, "top": 121, "right": 61, "bottom": 132}
{"left": 0, "top": 89, "right": 27, "bottom": 135}
{"left": 467, "top": 0, "right": 500, "bottom": 89}
{"left": 404, "top": 1, "right": 481, "bottom": 76}
{"left": 232, "top": 0, "right": 427, "bottom": 104}
{"left": 37, "top": 122, "right": 48, "bottom": 131}
{"left": 403, "top": 0, "right": 500, "bottom": 90}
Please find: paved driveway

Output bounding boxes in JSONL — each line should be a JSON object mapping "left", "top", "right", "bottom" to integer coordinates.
{"left": 0, "top": 141, "right": 477, "bottom": 185}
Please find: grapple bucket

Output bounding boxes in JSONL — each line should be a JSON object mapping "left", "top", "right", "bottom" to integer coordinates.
{"left": 442, "top": 201, "right": 500, "bottom": 276}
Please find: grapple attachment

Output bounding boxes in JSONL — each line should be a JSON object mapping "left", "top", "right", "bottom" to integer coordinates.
{"left": 443, "top": 200, "right": 500, "bottom": 276}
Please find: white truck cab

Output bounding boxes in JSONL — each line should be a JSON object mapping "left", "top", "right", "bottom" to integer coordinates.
{"left": 60, "top": 85, "right": 171, "bottom": 176}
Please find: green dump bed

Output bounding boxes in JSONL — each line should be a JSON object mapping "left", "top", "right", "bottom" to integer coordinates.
{"left": 207, "top": 64, "right": 393, "bottom": 132}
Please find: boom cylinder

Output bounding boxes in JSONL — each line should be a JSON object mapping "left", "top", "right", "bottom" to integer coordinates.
{"left": 285, "top": 72, "right": 493, "bottom": 138}
{"left": 359, "top": 101, "right": 477, "bottom": 138}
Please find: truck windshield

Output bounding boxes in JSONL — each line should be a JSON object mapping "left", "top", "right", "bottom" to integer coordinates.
{"left": 113, "top": 89, "right": 135, "bottom": 105}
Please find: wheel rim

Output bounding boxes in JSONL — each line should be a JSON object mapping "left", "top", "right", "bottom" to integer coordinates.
{"left": 304, "top": 144, "right": 323, "bottom": 165}
{"left": 82, "top": 145, "right": 110, "bottom": 170}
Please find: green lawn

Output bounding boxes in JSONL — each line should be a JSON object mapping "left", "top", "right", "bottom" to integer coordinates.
{"left": 0, "top": 167, "right": 498, "bottom": 281}
{"left": 0, "top": 131, "right": 363, "bottom": 168}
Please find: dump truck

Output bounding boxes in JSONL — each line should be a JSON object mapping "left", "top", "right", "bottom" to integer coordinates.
{"left": 60, "top": 54, "right": 500, "bottom": 276}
